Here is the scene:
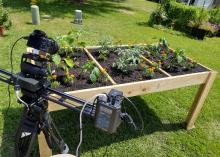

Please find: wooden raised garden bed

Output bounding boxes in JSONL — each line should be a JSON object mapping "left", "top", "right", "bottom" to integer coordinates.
{"left": 38, "top": 42, "right": 217, "bottom": 157}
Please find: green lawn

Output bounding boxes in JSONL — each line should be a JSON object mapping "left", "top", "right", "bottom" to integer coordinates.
{"left": 0, "top": 0, "right": 220, "bottom": 156}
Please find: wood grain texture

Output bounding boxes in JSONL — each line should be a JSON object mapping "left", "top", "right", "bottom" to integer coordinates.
{"left": 38, "top": 132, "right": 52, "bottom": 157}
{"left": 186, "top": 71, "right": 217, "bottom": 130}
{"left": 48, "top": 71, "right": 210, "bottom": 111}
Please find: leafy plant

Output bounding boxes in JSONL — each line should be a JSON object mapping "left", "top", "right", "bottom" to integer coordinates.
{"left": 64, "top": 57, "right": 74, "bottom": 68}
{"left": 98, "top": 36, "right": 113, "bottom": 60}
{"left": 148, "top": 6, "right": 168, "bottom": 26}
{"left": 62, "top": 76, "right": 74, "bottom": 86}
{"left": 142, "top": 65, "right": 156, "bottom": 78}
{"left": 52, "top": 54, "right": 61, "bottom": 66}
{"left": 56, "top": 30, "right": 86, "bottom": 57}
{"left": 182, "top": 60, "right": 197, "bottom": 70}
{"left": 113, "top": 47, "right": 142, "bottom": 73}
{"left": 51, "top": 81, "right": 60, "bottom": 88}
{"left": 209, "top": 7, "right": 220, "bottom": 25}
{"left": 148, "top": 0, "right": 211, "bottom": 32}
{"left": 146, "top": 38, "right": 169, "bottom": 59}
{"left": 173, "top": 48, "right": 186, "bottom": 65}
{"left": 82, "top": 60, "right": 95, "bottom": 73}
{"left": 89, "top": 67, "right": 100, "bottom": 83}
{"left": 0, "top": 5, "right": 12, "bottom": 30}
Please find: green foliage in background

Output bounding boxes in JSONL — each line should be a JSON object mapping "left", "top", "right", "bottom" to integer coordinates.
{"left": 0, "top": 3, "right": 12, "bottom": 29}
{"left": 209, "top": 7, "right": 220, "bottom": 25}
{"left": 148, "top": 0, "right": 210, "bottom": 31}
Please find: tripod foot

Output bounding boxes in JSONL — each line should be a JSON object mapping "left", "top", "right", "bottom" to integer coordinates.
{"left": 51, "top": 154, "right": 76, "bottom": 157}
{"left": 61, "top": 143, "right": 69, "bottom": 154}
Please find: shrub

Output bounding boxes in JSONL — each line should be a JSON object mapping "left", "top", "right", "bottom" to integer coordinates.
{"left": 148, "top": 0, "right": 209, "bottom": 31}
{"left": 209, "top": 7, "right": 220, "bottom": 25}
{"left": 0, "top": 4, "right": 12, "bottom": 30}
{"left": 148, "top": 6, "right": 168, "bottom": 26}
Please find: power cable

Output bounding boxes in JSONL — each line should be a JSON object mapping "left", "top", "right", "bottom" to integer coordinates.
{"left": 5, "top": 36, "right": 27, "bottom": 116}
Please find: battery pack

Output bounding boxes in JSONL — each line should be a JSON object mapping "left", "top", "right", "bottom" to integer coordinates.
{"left": 94, "top": 89, "right": 123, "bottom": 133}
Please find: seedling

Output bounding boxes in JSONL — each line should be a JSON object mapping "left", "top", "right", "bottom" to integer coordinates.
{"left": 98, "top": 36, "right": 113, "bottom": 60}
{"left": 51, "top": 81, "right": 60, "bottom": 88}
{"left": 82, "top": 60, "right": 95, "bottom": 73}
{"left": 62, "top": 73, "right": 75, "bottom": 86}
{"left": 89, "top": 67, "right": 100, "bottom": 83}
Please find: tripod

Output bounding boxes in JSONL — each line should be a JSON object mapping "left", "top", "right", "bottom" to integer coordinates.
{"left": 14, "top": 95, "right": 69, "bottom": 157}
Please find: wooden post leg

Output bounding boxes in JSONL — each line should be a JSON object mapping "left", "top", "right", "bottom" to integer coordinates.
{"left": 38, "top": 103, "right": 53, "bottom": 157}
{"left": 186, "top": 71, "right": 217, "bottom": 130}
{"left": 38, "top": 132, "right": 52, "bottom": 157}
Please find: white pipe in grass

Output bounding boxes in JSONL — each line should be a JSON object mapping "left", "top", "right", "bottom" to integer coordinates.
{"left": 31, "top": 5, "right": 40, "bottom": 25}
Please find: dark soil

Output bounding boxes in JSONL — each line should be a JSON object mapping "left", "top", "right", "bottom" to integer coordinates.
{"left": 54, "top": 51, "right": 111, "bottom": 92}
{"left": 54, "top": 47, "right": 209, "bottom": 92}
{"left": 91, "top": 50, "right": 167, "bottom": 84}
{"left": 144, "top": 52, "right": 209, "bottom": 76}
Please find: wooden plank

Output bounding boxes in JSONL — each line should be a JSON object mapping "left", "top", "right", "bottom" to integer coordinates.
{"left": 140, "top": 55, "right": 172, "bottom": 77}
{"left": 83, "top": 48, "right": 117, "bottom": 85}
{"left": 186, "top": 71, "right": 217, "bottom": 130}
{"left": 48, "top": 71, "right": 210, "bottom": 111}
{"left": 38, "top": 132, "right": 52, "bottom": 157}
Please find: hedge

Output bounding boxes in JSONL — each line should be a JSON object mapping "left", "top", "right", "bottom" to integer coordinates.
{"left": 148, "top": 0, "right": 209, "bottom": 31}
{"left": 209, "top": 7, "right": 220, "bottom": 25}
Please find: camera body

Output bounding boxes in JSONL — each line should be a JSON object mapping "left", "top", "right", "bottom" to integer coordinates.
{"left": 27, "top": 30, "right": 59, "bottom": 55}
{"left": 21, "top": 30, "right": 59, "bottom": 79}
{"left": 19, "top": 30, "right": 59, "bottom": 93}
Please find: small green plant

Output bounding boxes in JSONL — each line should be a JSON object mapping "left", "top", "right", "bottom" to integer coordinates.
{"left": 173, "top": 48, "right": 186, "bottom": 65}
{"left": 51, "top": 81, "right": 60, "bottom": 88}
{"left": 113, "top": 47, "right": 142, "bottom": 73}
{"left": 82, "top": 60, "right": 95, "bottom": 73}
{"left": 63, "top": 57, "right": 74, "bottom": 68}
{"left": 162, "top": 48, "right": 186, "bottom": 71}
{"left": 62, "top": 73, "right": 75, "bottom": 86}
{"left": 98, "top": 36, "right": 113, "bottom": 60}
{"left": 89, "top": 67, "right": 100, "bottom": 83}
{"left": 182, "top": 60, "right": 197, "bottom": 70}
{"left": 52, "top": 54, "right": 61, "bottom": 66}
{"left": 142, "top": 65, "right": 156, "bottom": 78}
{"left": 146, "top": 38, "right": 169, "bottom": 58}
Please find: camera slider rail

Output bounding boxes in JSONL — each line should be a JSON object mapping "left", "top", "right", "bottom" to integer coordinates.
{"left": 0, "top": 68, "right": 95, "bottom": 117}
{"left": 0, "top": 67, "right": 137, "bottom": 134}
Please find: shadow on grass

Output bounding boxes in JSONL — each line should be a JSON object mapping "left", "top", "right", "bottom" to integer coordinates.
{"left": 1, "top": 96, "right": 185, "bottom": 156}
{"left": 3, "top": 0, "right": 132, "bottom": 18}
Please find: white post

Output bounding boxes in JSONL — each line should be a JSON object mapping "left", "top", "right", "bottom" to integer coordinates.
{"left": 74, "top": 10, "right": 82, "bottom": 24}
{"left": 31, "top": 5, "right": 40, "bottom": 25}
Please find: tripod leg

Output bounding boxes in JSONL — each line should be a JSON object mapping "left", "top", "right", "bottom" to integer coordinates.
{"left": 41, "top": 111, "right": 69, "bottom": 154}
{"left": 14, "top": 111, "right": 39, "bottom": 157}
